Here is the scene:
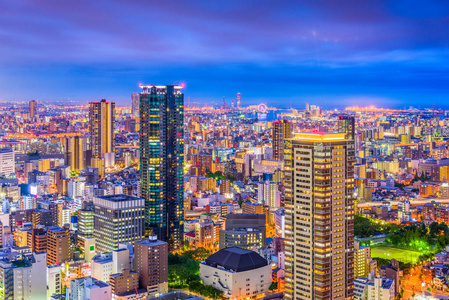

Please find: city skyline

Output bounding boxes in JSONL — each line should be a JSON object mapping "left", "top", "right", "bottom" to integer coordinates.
{"left": 1, "top": 1, "right": 449, "bottom": 108}
{"left": 4, "top": 1, "right": 449, "bottom": 299}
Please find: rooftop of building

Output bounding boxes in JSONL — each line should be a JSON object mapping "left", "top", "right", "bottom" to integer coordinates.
{"left": 87, "top": 280, "right": 110, "bottom": 289}
{"left": 274, "top": 207, "right": 285, "bottom": 216}
{"left": 115, "top": 288, "right": 148, "bottom": 297}
{"left": 354, "top": 277, "right": 369, "bottom": 284}
{"left": 222, "top": 227, "right": 263, "bottom": 233}
{"left": 204, "top": 247, "right": 268, "bottom": 272}
{"left": 243, "top": 202, "right": 263, "bottom": 207}
{"left": 291, "top": 132, "right": 348, "bottom": 142}
{"left": 95, "top": 194, "right": 142, "bottom": 202}
{"left": 47, "top": 225, "right": 66, "bottom": 232}
{"left": 135, "top": 236, "right": 167, "bottom": 247}
{"left": 110, "top": 269, "right": 137, "bottom": 278}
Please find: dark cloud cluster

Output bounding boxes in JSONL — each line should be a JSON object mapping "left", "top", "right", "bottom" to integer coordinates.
{"left": 0, "top": 0, "right": 448, "bottom": 107}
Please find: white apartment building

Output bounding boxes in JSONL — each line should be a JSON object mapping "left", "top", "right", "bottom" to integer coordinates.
{"left": 0, "top": 148, "right": 15, "bottom": 177}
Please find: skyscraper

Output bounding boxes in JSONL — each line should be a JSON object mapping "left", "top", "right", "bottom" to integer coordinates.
{"left": 236, "top": 92, "right": 241, "bottom": 108}
{"left": 65, "top": 137, "right": 87, "bottom": 173}
{"left": 284, "top": 132, "right": 355, "bottom": 300}
{"left": 272, "top": 119, "right": 292, "bottom": 161}
{"left": 29, "top": 100, "right": 37, "bottom": 119}
{"left": 88, "top": 99, "right": 115, "bottom": 159}
{"left": 131, "top": 93, "right": 140, "bottom": 118}
{"left": 139, "top": 84, "right": 184, "bottom": 251}
{"left": 338, "top": 115, "right": 355, "bottom": 140}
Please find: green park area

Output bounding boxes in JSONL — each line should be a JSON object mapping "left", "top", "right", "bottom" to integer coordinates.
{"left": 370, "top": 246, "right": 422, "bottom": 264}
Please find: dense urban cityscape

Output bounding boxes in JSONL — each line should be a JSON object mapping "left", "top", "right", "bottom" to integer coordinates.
{"left": 0, "top": 94, "right": 449, "bottom": 300}
{"left": 2, "top": 1, "right": 449, "bottom": 300}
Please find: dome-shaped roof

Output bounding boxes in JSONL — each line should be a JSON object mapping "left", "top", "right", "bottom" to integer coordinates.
{"left": 204, "top": 247, "right": 268, "bottom": 272}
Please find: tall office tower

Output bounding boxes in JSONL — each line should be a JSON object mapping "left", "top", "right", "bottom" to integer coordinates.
{"left": 29, "top": 100, "right": 37, "bottom": 119}
{"left": 47, "top": 225, "right": 71, "bottom": 265}
{"left": 94, "top": 194, "right": 145, "bottom": 252}
{"left": 88, "top": 99, "right": 115, "bottom": 159}
{"left": 338, "top": 115, "right": 355, "bottom": 140}
{"left": 0, "top": 147, "right": 15, "bottom": 177}
{"left": 305, "top": 102, "right": 310, "bottom": 111}
{"left": 236, "top": 92, "right": 241, "bottom": 108}
{"left": 66, "top": 137, "right": 87, "bottom": 173}
{"left": 272, "top": 120, "right": 293, "bottom": 161}
{"left": 139, "top": 84, "right": 184, "bottom": 251}
{"left": 131, "top": 93, "right": 140, "bottom": 118}
{"left": 284, "top": 132, "right": 355, "bottom": 300}
{"left": 134, "top": 236, "right": 169, "bottom": 297}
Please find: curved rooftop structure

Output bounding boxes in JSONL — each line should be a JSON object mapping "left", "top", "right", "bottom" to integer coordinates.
{"left": 204, "top": 247, "right": 268, "bottom": 272}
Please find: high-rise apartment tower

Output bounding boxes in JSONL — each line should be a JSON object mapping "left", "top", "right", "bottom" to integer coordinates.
{"left": 139, "top": 84, "right": 184, "bottom": 251}
{"left": 284, "top": 132, "right": 355, "bottom": 300}
{"left": 29, "top": 100, "right": 37, "bottom": 119}
{"left": 88, "top": 99, "right": 115, "bottom": 159}
{"left": 131, "top": 93, "right": 140, "bottom": 118}
{"left": 65, "top": 137, "right": 88, "bottom": 173}
{"left": 272, "top": 119, "right": 292, "bottom": 161}
{"left": 236, "top": 92, "right": 241, "bottom": 108}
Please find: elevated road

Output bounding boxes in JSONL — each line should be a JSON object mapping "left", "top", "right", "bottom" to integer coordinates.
{"left": 358, "top": 198, "right": 449, "bottom": 208}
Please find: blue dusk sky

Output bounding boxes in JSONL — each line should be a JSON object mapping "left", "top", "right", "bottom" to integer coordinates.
{"left": 1, "top": 0, "right": 449, "bottom": 109}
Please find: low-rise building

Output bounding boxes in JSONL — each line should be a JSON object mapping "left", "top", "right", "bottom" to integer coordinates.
{"left": 218, "top": 228, "right": 264, "bottom": 250}
{"left": 109, "top": 269, "right": 139, "bottom": 296}
{"left": 69, "top": 277, "right": 112, "bottom": 300}
{"left": 200, "top": 247, "right": 272, "bottom": 299}
{"left": 354, "top": 273, "right": 395, "bottom": 300}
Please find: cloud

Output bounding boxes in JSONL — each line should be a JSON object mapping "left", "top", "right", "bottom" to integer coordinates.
{"left": 0, "top": 0, "right": 449, "bottom": 107}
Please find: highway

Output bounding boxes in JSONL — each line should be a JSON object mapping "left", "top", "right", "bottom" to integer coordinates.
{"left": 358, "top": 198, "right": 449, "bottom": 208}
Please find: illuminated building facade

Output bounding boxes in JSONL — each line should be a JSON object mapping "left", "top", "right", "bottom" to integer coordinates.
{"left": 65, "top": 137, "right": 88, "bottom": 173}
{"left": 29, "top": 100, "right": 37, "bottom": 119}
{"left": 338, "top": 115, "right": 355, "bottom": 140}
{"left": 236, "top": 92, "right": 241, "bottom": 108}
{"left": 131, "top": 92, "right": 140, "bottom": 118}
{"left": 139, "top": 84, "right": 184, "bottom": 251}
{"left": 284, "top": 133, "right": 355, "bottom": 300}
{"left": 47, "top": 225, "right": 71, "bottom": 266}
{"left": 93, "top": 194, "right": 145, "bottom": 253}
{"left": 272, "top": 120, "right": 292, "bottom": 161}
{"left": 88, "top": 99, "right": 115, "bottom": 159}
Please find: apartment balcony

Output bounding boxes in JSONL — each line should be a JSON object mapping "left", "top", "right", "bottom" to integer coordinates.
{"left": 315, "top": 220, "right": 331, "bottom": 226}
{"left": 314, "top": 291, "right": 331, "bottom": 300}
